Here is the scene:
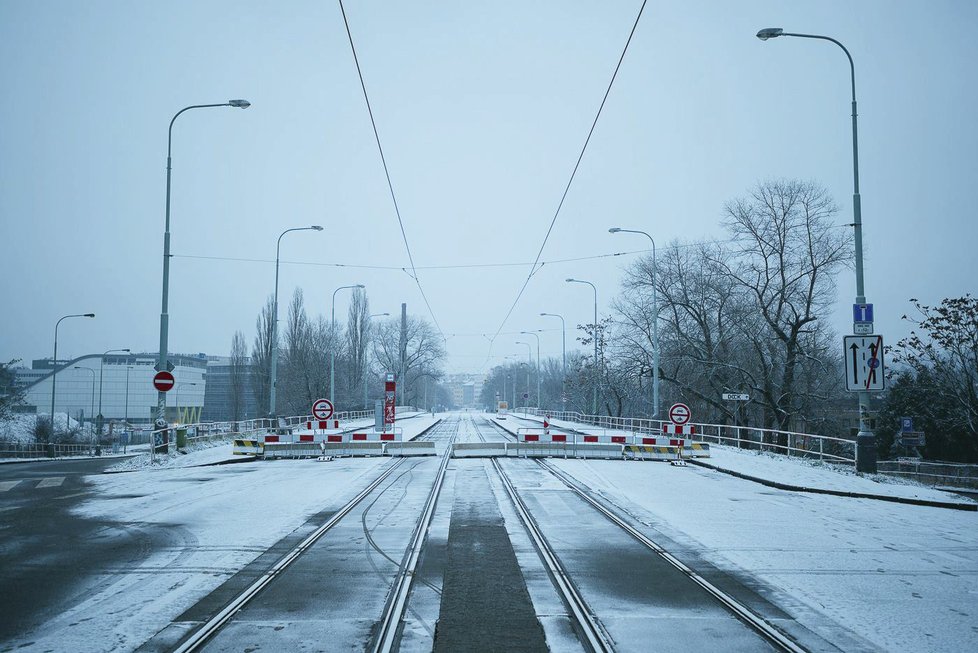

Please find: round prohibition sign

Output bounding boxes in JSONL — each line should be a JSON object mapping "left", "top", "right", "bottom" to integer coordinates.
{"left": 668, "top": 402, "right": 691, "bottom": 426}
{"left": 312, "top": 398, "right": 334, "bottom": 421}
{"left": 153, "top": 371, "right": 175, "bottom": 392}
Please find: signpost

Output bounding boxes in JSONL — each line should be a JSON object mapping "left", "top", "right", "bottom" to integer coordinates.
{"left": 312, "top": 398, "right": 334, "bottom": 421}
{"left": 668, "top": 403, "right": 691, "bottom": 426}
{"left": 153, "top": 371, "right": 175, "bottom": 393}
{"left": 853, "top": 303, "right": 874, "bottom": 335}
{"left": 844, "top": 335, "right": 885, "bottom": 392}
{"left": 721, "top": 393, "right": 750, "bottom": 401}
{"left": 384, "top": 373, "right": 396, "bottom": 431}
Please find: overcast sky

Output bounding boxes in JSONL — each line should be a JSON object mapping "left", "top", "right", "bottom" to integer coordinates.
{"left": 2, "top": 0, "right": 976, "bottom": 375}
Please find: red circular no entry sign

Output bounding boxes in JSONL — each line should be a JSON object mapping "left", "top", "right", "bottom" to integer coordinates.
{"left": 153, "top": 371, "right": 175, "bottom": 392}
{"left": 669, "top": 402, "right": 691, "bottom": 426}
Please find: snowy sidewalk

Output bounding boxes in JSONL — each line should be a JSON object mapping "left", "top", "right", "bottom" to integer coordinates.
{"left": 506, "top": 412, "right": 976, "bottom": 510}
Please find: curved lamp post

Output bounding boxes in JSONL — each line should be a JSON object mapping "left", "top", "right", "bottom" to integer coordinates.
{"left": 269, "top": 225, "right": 323, "bottom": 417}
{"left": 756, "top": 27, "right": 875, "bottom": 472}
{"left": 520, "top": 330, "right": 542, "bottom": 408}
{"left": 610, "top": 227, "right": 659, "bottom": 418}
{"left": 566, "top": 278, "right": 599, "bottom": 415}
{"left": 157, "top": 99, "right": 250, "bottom": 429}
{"left": 73, "top": 366, "right": 96, "bottom": 439}
{"left": 330, "top": 284, "right": 365, "bottom": 405}
{"left": 540, "top": 312, "right": 566, "bottom": 411}
{"left": 51, "top": 312, "right": 95, "bottom": 439}
{"left": 98, "top": 348, "right": 130, "bottom": 437}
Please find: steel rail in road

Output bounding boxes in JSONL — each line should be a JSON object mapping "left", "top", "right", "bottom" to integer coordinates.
{"left": 370, "top": 419, "right": 458, "bottom": 653}
{"left": 469, "top": 416, "right": 613, "bottom": 653}
{"left": 485, "top": 415, "right": 808, "bottom": 653}
{"left": 171, "top": 420, "right": 452, "bottom": 653}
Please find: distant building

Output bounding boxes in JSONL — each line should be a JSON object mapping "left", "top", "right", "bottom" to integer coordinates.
{"left": 201, "top": 358, "right": 259, "bottom": 422}
{"left": 445, "top": 373, "right": 485, "bottom": 409}
{"left": 15, "top": 353, "right": 206, "bottom": 425}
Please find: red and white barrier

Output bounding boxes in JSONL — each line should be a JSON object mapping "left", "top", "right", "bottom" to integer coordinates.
{"left": 637, "top": 436, "right": 685, "bottom": 446}
{"left": 662, "top": 423, "right": 695, "bottom": 435}
{"left": 580, "top": 434, "right": 631, "bottom": 445}
{"left": 306, "top": 420, "right": 340, "bottom": 430}
{"left": 519, "top": 432, "right": 571, "bottom": 443}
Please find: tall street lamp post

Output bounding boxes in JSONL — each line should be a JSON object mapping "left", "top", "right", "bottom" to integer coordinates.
{"left": 157, "top": 99, "right": 250, "bottom": 430}
{"left": 330, "top": 284, "right": 365, "bottom": 406}
{"left": 609, "top": 227, "right": 660, "bottom": 419}
{"left": 269, "top": 225, "right": 324, "bottom": 418}
{"left": 516, "top": 342, "right": 531, "bottom": 413}
{"left": 363, "top": 312, "right": 390, "bottom": 409}
{"left": 756, "top": 27, "right": 875, "bottom": 472}
{"left": 51, "top": 313, "right": 95, "bottom": 440}
{"left": 73, "top": 366, "right": 96, "bottom": 440}
{"left": 520, "top": 331, "right": 542, "bottom": 409}
{"left": 567, "top": 278, "right": 599, "bottom": 415}
{"left": 174, "top": 382, "right": 198, "bottom": 422}
{"left": 124, "top": 366, "right": 133, "bottom": 425}
{"left": 98, "top": 348, "right": 130, "bottom": 438}
{"left": 540, "top": 312, "right": 566, "bottom": 412}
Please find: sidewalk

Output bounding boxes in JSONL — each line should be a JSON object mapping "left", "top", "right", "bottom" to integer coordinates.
{"left": 506, "top": 412, "right": 976, "bottom": 510}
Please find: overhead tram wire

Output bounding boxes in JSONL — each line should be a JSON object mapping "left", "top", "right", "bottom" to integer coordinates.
{"left": 337, "top": 0, "right": 444, "bottom": 338}
{"left": 169, "top": 247, "right": 656, "bottom": 270}
{"left": 486, "top": 0, "right": 649, "bottom": 349}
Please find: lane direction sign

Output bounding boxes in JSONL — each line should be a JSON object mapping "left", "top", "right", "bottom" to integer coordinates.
{"left": 312, "top": 398, "right": 334, "bottom": 420}
{"left": 669, "top": 403, "right": 691, "bottom": 425}
{"left": 153, "top": 371, "right": 175, "bottom": 392}
{"left": 843, "top": 335, "right": 885, "bottom": 392}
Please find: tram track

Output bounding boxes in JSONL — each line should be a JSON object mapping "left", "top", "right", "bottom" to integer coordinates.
{"left": 169, "top": 419, "right": 458, "bottom": 653}
{"left": 477, "top": 414, "right": 809, "bottom": 653}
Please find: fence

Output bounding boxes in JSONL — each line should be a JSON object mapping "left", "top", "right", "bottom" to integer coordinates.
{"left": 0, "top": 407, "right": 420, "bottom": 460}
{"left": 876, "top": 459, "right": 978, "bottom": 489}
{"left": 521, "top": 408, "right": 856, "bottom": 464}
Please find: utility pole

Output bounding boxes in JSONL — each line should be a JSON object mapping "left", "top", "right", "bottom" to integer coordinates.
{"left": 399, "top": 303, "right": 407, "bottom": 406}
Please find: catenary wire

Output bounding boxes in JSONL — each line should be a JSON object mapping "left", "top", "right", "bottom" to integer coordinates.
{"left": 337, "top": 0, "right": 445, "bottom": 338}
{"left": 486, "top": 0, "right": 649, "bottom": 349}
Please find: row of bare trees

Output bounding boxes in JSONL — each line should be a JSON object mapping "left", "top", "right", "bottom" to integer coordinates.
{"left": 482, "top": 179, "right": 856, "bottom": 438}
{"left": 225, "top": 288, "right": 447, "bottom": 420}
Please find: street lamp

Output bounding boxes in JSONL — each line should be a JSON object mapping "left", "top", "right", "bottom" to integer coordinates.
{"left": 363, "top": 312, "right": 390, "bottom": 408}
{"left": 756, "top": 28, "right": 876, "bottom": 472}
{"left": 516, "top": 342, "right": 531, "bottom": 411}
{"left": 520, "top": 331, "right": 542, "bottom": 408}
{"left": 98, "top": 348, "right": 130, "bottom": 437}
{"left": 540, "top": 312, "right": 566, "bottom": 412}
{"left": 269, "top": 225, "right": 324, "bottom": 418}
{"left": 73, "top": 366, "right": 96, "bottom": 440}
{"left": 330, "top": 284, "right": 366, "bottom": 406}
{"left": 610, "top": 227, "right": 660, "bottom": 418}
{"left": 124, "top": 366, "right": 133, "bottom": 425}
{"left": 51, "top": 313, "right": 95, "bottom": 440}
{"left": 566, "top": 278, "right": 599, "bottom": 415}
{"left": 157, "top": 99, "right": 250, "bottom": 430}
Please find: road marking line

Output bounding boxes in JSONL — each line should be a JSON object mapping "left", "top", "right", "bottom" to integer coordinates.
{"left": 0, "top": 481, "right": 21, "bottom": 492}
{"left": 36, "top": 477, "right": 66, "bottom": 488}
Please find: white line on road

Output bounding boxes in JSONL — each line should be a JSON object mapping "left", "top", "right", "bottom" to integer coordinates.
{"left": 36, "top": 477, "right": 66, "bottom": 488}
{"left": 0, "top": 480, "right": 21, "bottom": 492}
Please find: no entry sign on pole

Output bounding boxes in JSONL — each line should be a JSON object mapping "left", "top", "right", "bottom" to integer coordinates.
{"left": 153, "top": 371, "right": 175, "bottom": 392}
{"left": 312, "top": 398, "right": 334, "bottom": 420}
{"left": 668, "top": 402, "right": 691, "bottom": 426}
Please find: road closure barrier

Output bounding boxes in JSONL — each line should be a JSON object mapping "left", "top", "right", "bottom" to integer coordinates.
{"left": 385, "top": 441, "right": 436, "bottom": 457}
{"left": 453, "top": 442, "right": 508, "bottom": 458}
{"left": 624, "top": 445, "right": 681, "bottom": 461}
{"left": 233, "top": 439, "right": 262, "bottom": 456}
{"left": 683, "top": 443, "right": 711, "bottom": 458}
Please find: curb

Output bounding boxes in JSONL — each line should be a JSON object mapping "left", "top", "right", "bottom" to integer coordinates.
{"left": 688, "top": 459, "right": 978, "bottom": 511}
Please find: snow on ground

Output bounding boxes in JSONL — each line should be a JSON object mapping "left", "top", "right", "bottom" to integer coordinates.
{"left": 507, "top": 413, "right": 974, "bottom": 505}
{"left": 553, "top": 457, "right": 978, "bottom": 653}
{"left": 0, "top": 412, "right": 86, "bottom": 444}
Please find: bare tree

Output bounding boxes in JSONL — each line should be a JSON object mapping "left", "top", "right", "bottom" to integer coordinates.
{"left": 345, "top": 288, "right": 370, "bottom": 408}
{"left": 720, "top": 179, "right": 852, "bottom": 434}
{"left": 229, "top": 331, "right": 248, "bottom": 423}
{"left": 372, "top": 315, "right": 446, "bottom": 406}
{"left": 251, "top": 296, "right": 275, "bottom": 418}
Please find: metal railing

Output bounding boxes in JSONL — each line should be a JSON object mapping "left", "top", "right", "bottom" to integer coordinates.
{"left": 520, "top": 408, "right": 856, "bottom": 464}
{"left": 0, "top": 407, "right": 421, "bottom": 460}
